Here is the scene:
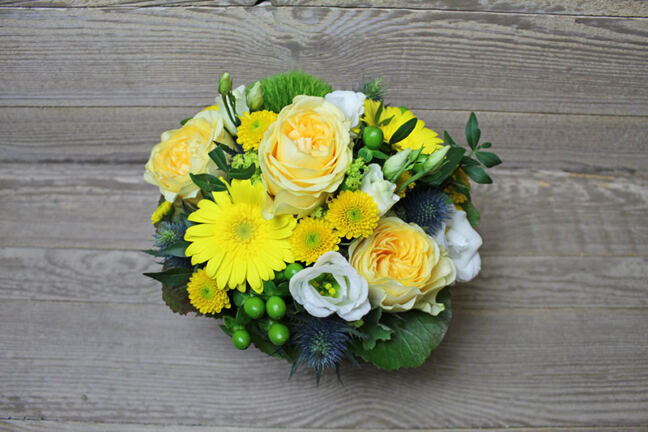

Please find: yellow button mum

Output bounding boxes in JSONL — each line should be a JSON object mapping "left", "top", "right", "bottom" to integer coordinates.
{"left": 236, "top": 110, "right": 278, "bottom": 151}
{"left": 326, "top": 190, "right": 379, "bottom": 239}
{"left": 187, "top": 268, "right": 231, "bottom": 315}
{"left": 290, "top": 217, "right": 340, "bottom": 264}
{"left": 184, "top": 179, "right": 296, "bottom": 293}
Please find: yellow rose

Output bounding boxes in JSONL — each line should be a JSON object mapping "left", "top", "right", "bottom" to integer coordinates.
{"left": 258, "top": 95, "right": 352, "bottom": 216}
{"left": 348, "top": 217, "right": 456, "bottom": 316}
{"left": 144, "top": 108, "right": 234, "bottom": 202}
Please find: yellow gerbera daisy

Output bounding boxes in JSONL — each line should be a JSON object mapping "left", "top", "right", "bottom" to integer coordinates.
{"left": 237, "top": 110, "right": 278, "bottom": 151}
{"left": 291, "top": 217, "right": 340, "bottom": 264}
{"left": 184, "top": 178, "right": 296, "bottom": 293}
{"left": 363, "top": 100, "right": 443, "bottom": 154}
{"left": 326, "top": 190, "right": 379, "bottom": 239}
{"left": 186, "top": 268, "right": 231, "bottom": 314}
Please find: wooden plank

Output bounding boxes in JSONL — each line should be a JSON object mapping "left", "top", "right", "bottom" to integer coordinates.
{"left": 1, "top": 8, "right": 647, "bottom": 116}
{"left": 271, "top": 0, "right": 648, "bottom": 17}
{"left": 2, "top": 421, "right": 648, "bottom": 432}
{"left": 1, "top": 247, "right": 646, "bottom": 309}
{"left": 0, "top": 163, "right": 646, "bottom": 255}
{"left": 2, "top": 107, "right": 647, "bottom": 175}
{"left": 0, "top": 0, "right": 257, "bottom": 6}
{"left": 1, "top": 300, "right": 647, "bottom": 428}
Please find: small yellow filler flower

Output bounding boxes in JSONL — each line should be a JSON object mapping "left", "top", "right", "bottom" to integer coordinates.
{"left": 236, "top": 110, "right": 278, "bottom": 151}
{"left": 186, "top": 268, "right": 231, "bottom": 314}
{"left": 291, "top": 217, "right": 341, "bottom": 264}
{"left": 184, "top": 178, "right": 296, "bottom": 293}
{"left": 151, "top": 200, "right": 173, "bottom": 224}
{"left": 326, "top": 190, "right": 380, "bottom": 239}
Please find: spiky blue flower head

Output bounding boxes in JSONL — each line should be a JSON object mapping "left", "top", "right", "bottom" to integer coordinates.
{"left": 399, "top": 188, "right": 454, "bottom": 237}
{"left": 291, "top": 314, "right": 354, "bottom": 383}
{"left": 153, "top": 220, "right": 186, "bottom": 248}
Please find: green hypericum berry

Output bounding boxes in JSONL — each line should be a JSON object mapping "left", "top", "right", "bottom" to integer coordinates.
{"left": 232, "top": 329, "right": 251, "bottom": 350}
{"left": 362, "top": 126, "right": 384, "bottom": 150}
{"left": 284, "top": 263, "right": 304, "bottom": 279}
{"left": 243, "top": 296, "right": 265, "bottom": 319}
{"left": 266, "top": 296, "right": 287, "bottom": 320}
{"left": 268, "top": 323, "right": 290, "bottom": 346}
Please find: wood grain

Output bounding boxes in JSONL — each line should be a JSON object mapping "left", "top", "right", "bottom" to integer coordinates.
{"left": 2, "top": 107, "right": 646, "bottom": 175}
{"left": 1, "top": 163, "right": 645, "bottom": 255}
{"left": 1, "top": 300, "right": 647, "bottom": 428}
{"left": 2, "top": 421, "right": 648, "bottom": 432}
{"left": 1, "top": 247, "right": 646, "bottom": 309}
{"left": 0, "top": 0, "right": 257, "bottom": 6}
{"left": 272, "top": 0, "right": 648, "bottom": 17}
{"left": 1, "top": 7, "right": 647, "bottom": 115}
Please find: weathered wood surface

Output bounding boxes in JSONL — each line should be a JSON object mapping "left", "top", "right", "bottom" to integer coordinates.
{"left": 1, "top": 300, "right": 647, "bottom": 428}
{"left": 1, "top": 163, "right": 646, "bottom": 255}
{"left": 2, "top": 107, "right": 646, "bottom": 175}
{"left": 1, "top": 7, "right": 648, "bottom": 116}
{"left": 272, "top": 0, "right": 648, "bottom": 17}
{"left": 0, "top": 0, "right": 257, "bottom": 6}
{"left": 3, "top": 247, "right": 647, "bottom": 309}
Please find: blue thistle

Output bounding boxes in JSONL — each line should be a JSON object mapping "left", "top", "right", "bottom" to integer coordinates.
{"left": 399, "top": 188, "right": 454, "bottom": 237}
{"left": 290, "top": 314, "right": 356, "bottom": 384}
{"left": 153, "top": 220, "right": 186, "bottom": 249}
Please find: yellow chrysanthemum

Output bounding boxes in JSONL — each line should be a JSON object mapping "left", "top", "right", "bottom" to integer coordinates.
{"left": 445, "top": 169, "right": 470, "bottom": 206}
{"left": 237, "top": 110, "right": 278, "bottom": 151}
{"left": 326, "top": 190, "right": 379, "bottom": 239}
{"left": 291, "top": 217, "right": 341, "bottom": 264}
{"left": 184, "top": 179, "right": 296, "bottom": 293}
{"left": 151, "top": 200, "right": 173, "bottom": 224}
{"left": 186, "top": 268, "right": 231, "bottom": 314}
{"left": 395, "top": 171, "right": 416, "bottom": 198}
{"left": 363, "top": 100, "right": 443, "bottom": 154}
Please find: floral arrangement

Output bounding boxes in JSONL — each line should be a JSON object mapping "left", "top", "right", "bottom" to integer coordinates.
{"left": 143, "top": 71, "right": 501, "bottom": 381}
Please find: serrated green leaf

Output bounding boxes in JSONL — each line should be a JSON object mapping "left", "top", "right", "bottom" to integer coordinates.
{"left": 389, "top": 117, "right": 418, "bottom": 145}
{"left": 208, "top": 147, "right": 229, "bottom": 172}
{"left": 229, "top": 164, "right": 256, "bottom": 180}
{"left": 161, "top": 283, "right": 196, "bottom": 315}
{"left": 157, "top": 240, "right": 190, "bottom": 258}
{"left": 463, "top": 200, "right": 481, "bottom": 227}
{"left": 465, "top": 112, "right": 481, "bottom": 150}
{"left": 475, "top": 151, "right": 502, "bottom": 168}
{"left": 420, "top": 147, "right": 465, "bottom": 187}
{"left": 444, "top": 130, "right": 457, "bottom": 147}
{"left": 353, "top": 289, "right": 452, "bottom": 370}
{"left": 189, "top": 173, "right": 226, "bottom": 194}
{"left": 144, "top": 268, "right": 193, "bottom": 287}
{"left": 180, "top": 117, "right": 192, "bottom": 126}
{"left": 463, "top": 165, "right": 493, "bottom": 184}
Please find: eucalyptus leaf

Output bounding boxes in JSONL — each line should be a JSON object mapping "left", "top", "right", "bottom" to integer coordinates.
{"left": 465, "top": 112, "right": 481, "bottom": 150}
{"left": 389, "top": 117, "right": 418, "bottom": 145}
{"left": 463, "top": 165, "right": 493, "bottom": 184}
{"left": 144, "top": 268, "right": 193, "bottom": 287}
{"left": 475, "top": 151, "right": 502, "bottom": 168}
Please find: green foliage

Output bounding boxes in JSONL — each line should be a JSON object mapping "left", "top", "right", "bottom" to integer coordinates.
{"left": 352, "top": 289, "right": 452, "bottom": 370}
{"left": 356, "top": 77, "right": 385, "bottom": 102}
{"left": 389, "top": 117, "right": 418, "bottom": 145}
{"left": 144, "top": 267, "right": 193, "bottom": 287}
{"left": 162, "top": 283, "right": 197, "bottom": 315}
{"left": 260, "top": 71, "right": 333, "bottom": 113}
{"left": 354, "top": 308, "right": 392, "bottom": 351}
{"left": 421, "top": 146, "right": 465, "bottom": 187}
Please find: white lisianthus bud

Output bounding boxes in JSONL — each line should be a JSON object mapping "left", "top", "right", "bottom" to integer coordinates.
{"left": 422, "top": 145, "right": 450, "bottom": 173}
{"left": 246, "top": 81, "right": 263, "bottom": 111}
{"left": 383, "top": 148, "right": 412, "bottom": 180}
{"left": 360, "top": 164, "right": 400, "bottom": 216}
{"left": 215, "top": 85, "right": 249, "bottom": 135}
{"left": 436, "top": 210, "right": 482, "bottom": 282}
{"left": 324, "top": 90, "right": 366, "bottom": 128}
{"left": 218, "top": 72, "right": 232, "bottom": 95}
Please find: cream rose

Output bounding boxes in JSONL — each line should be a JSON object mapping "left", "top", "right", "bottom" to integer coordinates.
{"left": 144, "top": 107, "right": 234, "bottom": 202}
{"left": 258, "top": 95, "right": 352, "bottom": 217}
{"left": 349, "top": 217, "right": 456, "bottom": 316}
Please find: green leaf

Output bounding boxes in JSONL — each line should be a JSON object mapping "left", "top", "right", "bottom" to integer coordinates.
{"left": 371, "top": 150, "right": 390, "bottom": 160}
{"left": 208, "top": 147, "right": 229, "bottom": 172}
{"left": 353, "top": 288, "right": 452, "bottom": 370}
{"left": 443, "top": 130, "right": 457, "bottom": 147}
{"left": 190, "top": 173, "right": 227, "bottom": 194}
{"left": 475, "top": 151, "right": 502, "bottom": 168}
{"left": 144, "top": 268, "right": 193, "bottom": 287}
{"left": 354, "top": 309, "right": 393, "bottom": 351}
{"left": 378, "top": 115, "right": 394, "bottom": 127}
{"left": 262, "top": 280, "right": 290, "bottom": 297}
{"left": 460, "top": 156, "right": 480, "bottom": 167}
{"left": 374, "top": 101, "right": 384, "bottom": 125}
{"left": 161, "top": 283, "right": 196, "bottom": 315}
{"left": 465, "top": 112, "right": 481, "bottom": 150}
{"left": 480, "top": 142, "right": 492, "bottom": 149}
{"left": 463, "top": 165, "right": 493, "bottom": 184}
{"left": 463, "top": 200, "right": 481, "bottom": 227}
{"left": 157, "top": 240, "right": 190, "bottom": 258}
{"left": 389, "top": 117, "right": 418, "bottom": 145}
{"left": 215, "top": 141, "right": 237, "bottom": 156}
{"left": 358, "top": 146, "right": 373, "bottom": 163}
{"left": 232, "top": 290, "right": 254, "bottom": 307}
{"left": 420, "top": 147, "right": 465, "bottom": 187}
{"left": 229, "top": 165, "right": 257, "bottom": 180}
{"left": 180, "top": 117, "right": 192, "bottom": 126}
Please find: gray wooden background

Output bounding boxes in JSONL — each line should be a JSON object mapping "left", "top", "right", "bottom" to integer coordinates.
{"left": 1, "top": 0, "right": 648, "bottom": 431}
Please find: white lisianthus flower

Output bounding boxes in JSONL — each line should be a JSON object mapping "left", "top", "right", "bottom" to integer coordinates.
{"left": 325, "top": 90, "right": 366, "bottom": 128}
{"left": 289, "top": 251, "right": 371, "bottom": 321}
{"left": 215, "top": 84, "right": 249, "bottom": 135}
{"left": 360, "top": 163, "right": 400, "bottom": 216}
{"left": 435, "top": 210, "right": 482, "bottom": 282}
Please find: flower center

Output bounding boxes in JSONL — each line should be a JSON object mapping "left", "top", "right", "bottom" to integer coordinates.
{"left": 309, "top": 273, "right": 341, "bottom": 298}
{"left": 233, "top": 220, "right": 255, "bottom": 242}
{"left": 345, "top": 207, "right": 363, "bottom": 223}
{"left": 201, "top": 284, "right": 215, "bottom": 300}
{"left": 305, "top": 232, "right": 321, "bottom": 248}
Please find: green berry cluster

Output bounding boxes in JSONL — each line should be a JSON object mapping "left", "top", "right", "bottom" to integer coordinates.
{"left": 231, "top": 152, "right": 261, "bottom": 184}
